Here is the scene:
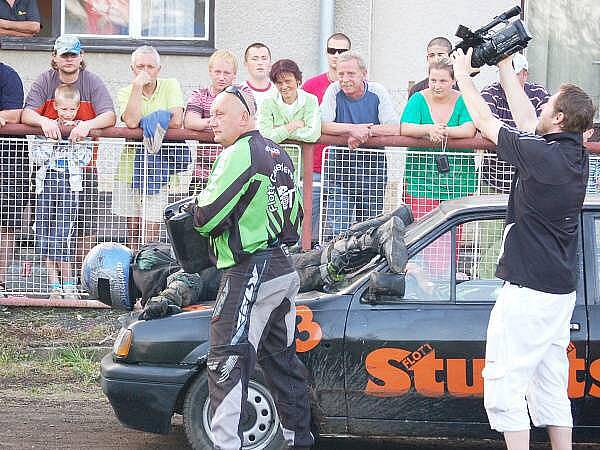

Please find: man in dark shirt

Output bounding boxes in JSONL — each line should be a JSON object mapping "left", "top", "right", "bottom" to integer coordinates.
{"left": 477, "top": 53, "right": 551, "bottom": 279}
{"left": 0, "top": 62, "right": 26, "bottom": 296}
{"left": 408, "top": 36, "right": 455, "bottom": 98}
{"left": 453, "top": 48, "right": 595, "bottom": 450}
{"left": 0, "top": 0, "right": 40, "bottom": 36}
{"left": 480, "top": 53, "right": 551, "bottom": 194}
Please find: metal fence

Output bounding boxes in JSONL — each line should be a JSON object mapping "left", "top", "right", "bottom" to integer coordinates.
{"left": 319, "top": 145, "right": 600, "bottom": 296}
{"left": 319, "top": 145, "right": 600, "bottom": 242}
{"left": 0, "top": 136, "right": 301, "bottom": 298}
{"left": 1, "top": 131, "right": 598, "bottom": 299}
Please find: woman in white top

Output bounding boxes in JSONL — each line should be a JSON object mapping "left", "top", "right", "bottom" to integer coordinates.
{"left": 257, "top": 59, "right": 321, "bottom": 144}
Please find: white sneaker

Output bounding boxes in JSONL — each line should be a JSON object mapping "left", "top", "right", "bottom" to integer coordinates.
{"left": 63, "top": 284, "right": 81, "bottom": 301}
{"left": 49, "top": 287, "right": 63, "bottom": 300}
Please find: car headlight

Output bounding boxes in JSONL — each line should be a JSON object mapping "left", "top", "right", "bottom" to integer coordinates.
{"left": 113, "top": 328, "right": 133, "bottom": 358}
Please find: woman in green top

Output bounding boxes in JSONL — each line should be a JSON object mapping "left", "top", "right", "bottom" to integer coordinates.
{"left": 257, "top": 59, "right": 321, "bottom": 144}
{"left": 401, "top": 59, "right": 476, "bottom": 219}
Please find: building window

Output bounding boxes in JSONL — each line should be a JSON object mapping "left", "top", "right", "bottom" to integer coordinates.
{"left": 0, "top": 0, "right": 214, "bottom": 55}
{"left": 63, "top": 0, "right": 208, "bottom": 40}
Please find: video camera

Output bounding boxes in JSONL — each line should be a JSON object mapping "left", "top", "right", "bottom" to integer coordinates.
{"left": 452, "top": 6, "right": 532, "bottom": 68}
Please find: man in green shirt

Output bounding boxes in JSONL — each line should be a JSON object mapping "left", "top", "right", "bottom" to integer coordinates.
{"left": 190, "top": 86, "right": 313, "bottom": 449}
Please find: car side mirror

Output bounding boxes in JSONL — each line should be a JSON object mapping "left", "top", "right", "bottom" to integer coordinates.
{"left": 364, "top": 272, "right": 406, "bottom": 303}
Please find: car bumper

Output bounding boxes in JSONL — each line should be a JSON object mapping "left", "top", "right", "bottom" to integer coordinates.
{"left": 100, "top": 353, "right": 197, "bottom": 434}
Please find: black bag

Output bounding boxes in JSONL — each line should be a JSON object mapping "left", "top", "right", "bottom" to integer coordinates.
{"left": 131, "top": 242, "right": 180, "bottom": 305}
{"left": 164, "top": 197, "right": 212, "bottom": 274}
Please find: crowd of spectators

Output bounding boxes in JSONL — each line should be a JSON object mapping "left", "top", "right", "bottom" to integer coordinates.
{"left": 0, "top": 29, "right": 596, "bottom": 298}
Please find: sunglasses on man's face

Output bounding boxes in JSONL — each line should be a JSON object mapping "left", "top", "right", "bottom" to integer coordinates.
{"left": 327, "top": 47, "right": 349, "bottom": 55}
{"left": 224, "top": 85, "right": 251, "bottom": 114}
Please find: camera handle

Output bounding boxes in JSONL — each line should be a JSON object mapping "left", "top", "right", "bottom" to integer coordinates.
{"left": 474, "top": 5, "right": 521, "bottom": 36}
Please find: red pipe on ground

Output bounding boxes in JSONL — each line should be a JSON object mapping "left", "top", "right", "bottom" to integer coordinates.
{"left": 0, "top": 296, "right": 110, "bottom": 309}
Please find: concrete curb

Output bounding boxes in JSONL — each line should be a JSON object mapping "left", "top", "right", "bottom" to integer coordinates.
{"left": 0, "top": 296, "right": 110, "bottom": 309}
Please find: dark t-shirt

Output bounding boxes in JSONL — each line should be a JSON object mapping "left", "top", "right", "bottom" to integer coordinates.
{"left": 0, "top": 62, "right": 25, "bottom": 189}
{"left": 495, "top": 126, "right": 588, "bottom": 294}
{"left": 0, "top": 0, "right": 40, "bottom": 22}
{"left": 0, "top": 62, "right": 23, "bottom": 111}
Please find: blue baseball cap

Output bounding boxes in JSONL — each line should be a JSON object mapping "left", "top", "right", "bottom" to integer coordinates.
{"left": 54, "top": 35, "right": 82, "bottom": 55}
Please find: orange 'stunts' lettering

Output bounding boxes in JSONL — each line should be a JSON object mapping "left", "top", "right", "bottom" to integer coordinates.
{"left": 567, "top": 346, "right": 586, "bottom": 398}
{"left": 295, "top": 305, "right": 323, "bottom": 353}
{"left": 447, "top": 358, "right": 484, "bottom": 397}
{"left": 365, "top": 348, "right": 412, "bottom": 397}
{"left": 589, "top": 358, "right": 600, "bottom": 398}
{"left": 412, "top": 350, "right": 445, "bottom": 397}
{"left": 363, "top": 345, "right": 597, "bottom": 399}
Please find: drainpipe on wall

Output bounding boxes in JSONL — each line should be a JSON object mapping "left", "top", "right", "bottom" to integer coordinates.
{"left": 319, "top": 0, "right": 335, "bottom": 73}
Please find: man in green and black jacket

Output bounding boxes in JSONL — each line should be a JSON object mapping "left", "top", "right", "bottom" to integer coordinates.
{"left": 191, "top": 86, "right": 313, "bottom": 450}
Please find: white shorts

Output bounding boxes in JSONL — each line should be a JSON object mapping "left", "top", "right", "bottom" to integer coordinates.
{"left": 111, "top": 181, "right": 169, "bottom": 223}
{"left": 483, "top": 282, "right": 576, "bottom": 433}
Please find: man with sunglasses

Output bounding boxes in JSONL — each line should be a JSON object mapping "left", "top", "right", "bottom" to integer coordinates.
{"left": 189, "top": 85, "right": 313, "bottom": 450}
{"left": 302, "top": 32, "right": 351, "bottom": 244}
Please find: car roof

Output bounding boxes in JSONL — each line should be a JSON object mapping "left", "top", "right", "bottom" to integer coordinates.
{"left": 404, "top": 193, "right": 600, "bottom": 245}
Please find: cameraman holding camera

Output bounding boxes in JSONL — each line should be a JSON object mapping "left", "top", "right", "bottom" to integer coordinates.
{"left": 452, "top": 47, "right": 595, "bottom": 450}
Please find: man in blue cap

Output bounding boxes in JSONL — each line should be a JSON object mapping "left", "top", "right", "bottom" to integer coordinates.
{"left": 22, "top": 35, "right": 116, "bottom": 293}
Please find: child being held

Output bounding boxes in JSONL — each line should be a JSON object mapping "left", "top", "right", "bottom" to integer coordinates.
{"left": 30, "top": 84, "right": 92, "bottom": 300}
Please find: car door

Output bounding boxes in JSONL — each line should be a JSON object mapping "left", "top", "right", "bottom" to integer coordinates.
{"left": 344, "top": 212, "right": 588, "bottom": 437}
{"left": 578, "top": 210, "right": 600, "bottom": 427}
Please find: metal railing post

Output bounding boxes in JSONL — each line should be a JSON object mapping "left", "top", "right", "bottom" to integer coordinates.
{"left": 301, "top": 143, "right": 314, "bottom": 251}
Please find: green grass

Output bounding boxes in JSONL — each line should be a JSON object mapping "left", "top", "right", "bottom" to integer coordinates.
{"left": 55, "top": 347, "right": 100, "bottom": 385}
{"left": 0, "top": 307, "right": 122, "bottom": 391}
{"left": 0, "top": 347, "right": 33, "bottom": 364}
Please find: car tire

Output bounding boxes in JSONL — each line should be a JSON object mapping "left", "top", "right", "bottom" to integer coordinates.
{"left": 182, "top": 367, "right": 287, "bottom": 450}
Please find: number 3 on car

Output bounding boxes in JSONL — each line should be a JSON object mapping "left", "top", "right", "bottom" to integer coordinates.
{"left": 295, "top": 304, "right": 323, "bottom": 353}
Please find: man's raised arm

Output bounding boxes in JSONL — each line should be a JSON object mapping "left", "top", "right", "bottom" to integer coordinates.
{"left": 498, "top": 56, "right": 538, "bottom": 134}
{"left": 451, "top": 48, "right": 503, "bottom": 145}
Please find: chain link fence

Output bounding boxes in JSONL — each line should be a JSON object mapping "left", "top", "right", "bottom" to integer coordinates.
{"left": 0, "top": 136, "right": 300, "bottom": 298}
{"left": 319, "top": 146, "right": 600, "bottom": 285}
{"left": 1, "top": 136, "right": 596, "bottom": 298}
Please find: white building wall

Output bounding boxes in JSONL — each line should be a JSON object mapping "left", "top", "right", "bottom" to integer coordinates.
{"left": 368, "top": 0, "right": 516, "bottom": 112}
{"left": 526, "top": 0, "right": 600, "bottom": 112}
{"left": 3, "top": 0, "right": 594, "bottom": 117}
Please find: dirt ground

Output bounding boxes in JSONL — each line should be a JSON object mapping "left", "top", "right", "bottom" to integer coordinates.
{"left": 2, "top": 388, "right": 597, "bottom": 450}
{"left": 0, "top": 306, "right": 598, "bottom": 450}
{"left": 0, "top": 388, "right": 192, "bottom": 449}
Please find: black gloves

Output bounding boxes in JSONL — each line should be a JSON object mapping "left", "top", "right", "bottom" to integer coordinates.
{"left": 138, "top": 297, "right": 182, "bottom": 320}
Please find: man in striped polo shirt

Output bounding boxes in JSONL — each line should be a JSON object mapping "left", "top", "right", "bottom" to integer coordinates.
{"left": 480, "top": 53, "right": 550, "bottom": 194}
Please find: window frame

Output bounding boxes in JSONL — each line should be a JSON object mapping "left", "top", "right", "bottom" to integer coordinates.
{"left": 367, "top": 210, "right": 508, "bottom": 306}
{"left": 0, "top": 0, "right": 215, "bottom": 56}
